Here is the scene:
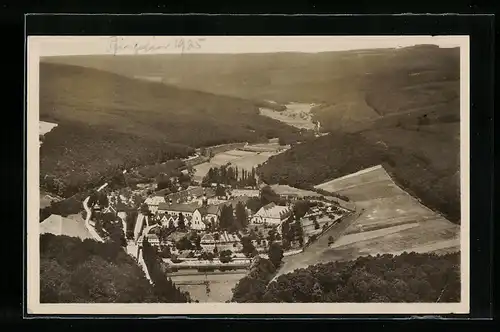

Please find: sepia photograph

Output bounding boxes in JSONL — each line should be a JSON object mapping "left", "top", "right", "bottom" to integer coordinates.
{"left": 27, "top": 35, "right": 469, "bottom": 315}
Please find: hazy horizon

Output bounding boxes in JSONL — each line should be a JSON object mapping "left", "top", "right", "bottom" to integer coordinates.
{"left": 31, "top": 36, "right": 466, "bottom": 57}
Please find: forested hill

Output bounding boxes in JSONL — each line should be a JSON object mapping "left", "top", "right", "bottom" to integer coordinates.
{"left": 40, "top": 234, "right": 190, "bottom": 303}
{"left": 40, "top": 62, "right": 301, "bottom": 198}
{"left": 43, "top": 45, "right": 460, "bottom": 130}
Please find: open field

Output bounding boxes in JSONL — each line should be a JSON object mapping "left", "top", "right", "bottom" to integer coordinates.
{"left": 193, "top": 143, "right": 287, "bottom": 182}
{"left": 169, "top": 270, "right": 246, "bottom": 302}
{"left": 270, "top": 184, "right": 322, "bottom": 198}
{"left": 275, "top": 165, "right": 459, "bottom": 278}
{"left": 259, "top": 102, "right": 317, "bottom": 130}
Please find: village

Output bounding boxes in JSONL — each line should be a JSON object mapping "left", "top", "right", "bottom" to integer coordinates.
{"left": 83, "top": 162, "right": 351, "bottom": 274}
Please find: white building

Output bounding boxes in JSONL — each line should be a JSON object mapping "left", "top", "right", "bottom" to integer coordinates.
{"left": 144, "top": 195, "right": 166, "bottom": 213}
{"left": 200, "top": 231, "right": 241, "bottom": 252}
{"left": 251, "top": 202, "right": 292, "bottom": 225}
{"left": 230, "top": 189, "right": 260, "bottom": 198}
{"left": 156, "top": 199, "right": 223, "bottom": 231}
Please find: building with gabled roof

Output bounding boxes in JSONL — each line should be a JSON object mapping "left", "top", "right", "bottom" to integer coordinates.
{"left": 144, "top": 195, "right": 166, "bottom": 213}
{"left": 251, "top": 202, "right": 292, "bottom": 225}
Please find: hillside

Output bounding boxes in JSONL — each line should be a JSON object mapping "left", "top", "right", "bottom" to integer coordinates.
{"left": 264, "top": 252, "right": 460, "bottom": 303}
{"left": 258, "top": 127, "right": 460, "bottom": 224}
{"left": 42, "top": 45, "right": 460, "bottom": 131}
{"left": 40, "top": 234, "right": 190, "bottom": 303}
{"left": 40, "top": 62, "right": 301, "bottom": 197}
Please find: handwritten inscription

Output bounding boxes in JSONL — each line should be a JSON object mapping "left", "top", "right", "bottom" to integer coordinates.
{"left": 107, "top": 37, "right": 206, "bottom": 55}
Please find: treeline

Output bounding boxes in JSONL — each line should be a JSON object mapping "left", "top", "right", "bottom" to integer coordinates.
{"left": 141, "top": 237, "right": 191, "bottom": 303}
{"left": 257, "top": 131, "right": 460, "bottom": 223}
{"left": 219, "top": 202, "right": 249, "bottom": 232}
{"left": 201, "top": 165, "right": 257, "bottom": 188}
{"left": 40, "top": 234, "right": 170, "bottom": 303}
{"left": 230, "top": 254, "right": 282, "bottom": 303}
{"left": 261, "top": 252, "right": 460, "bottom": 303}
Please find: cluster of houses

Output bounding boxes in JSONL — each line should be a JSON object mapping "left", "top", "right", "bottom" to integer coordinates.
{"left": 128, "top": 185, "right": 296, "bottom": 252}
{"left": 84, "top": 180, "right": 350, "bottom": 259}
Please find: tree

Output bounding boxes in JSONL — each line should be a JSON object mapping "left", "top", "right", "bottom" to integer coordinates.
{"left": 314, "top": 219, "right": 320, "bottom": 230}
{"left": 219, "top": 205, "right": 235, "bottom": 231}
{"left": 258, "top": 252, "right": 461, "bottom": 303}
{"left": 235, "top": 202, "right": 248, "bottom": 228}
{"left": 140, "top": 203, "right": 150, "bottom": 215}
{"left": 159, "top": 246, "right": 172, "bottom": 258}
{"left": 189, "top": 231, "right": 202, "bottom": 250}
{"left": 177, "top": 213, "right": 185, "bottom": 230}
{"left": 260, "top": 185, "right": 281, "bottom": 206}
{"left": 327, "top": 236, "right": 334, "bottom": 246}
{"left": 268, "top": 243, "right": 284, "bottom": 268}
{"left": 231, "top": 276, "right": 268, "bottom": 303}
{"left": 241, "top": 236, "right": 256, "bottom": 257}
{"left": 125, "top": 210, "right": 138, "bottom": 239}
{"left": 246, "top": 197, "right": 263, "bottom": 213}
{"left": 288, "top": 221, "right": 304, "bottom": 246}
{"left": 278, "top": 136, "right": 287, "bottom": 146}
{"left": 168, "top": 219, "right": 175, "bottom": 230}
{"left": 215, "top": 185, "right": 226, "bottom": 197}
{"left": 293, "top": 200, "right": 311, "bottom": 219}
{"left": 175, "top": 236, "right": 193, "bottom": 251}
{"left": 267, "top": 229, "right": 277, "bottom": 243}
{"left": 39, "top": 234, "right": 186, "bottom": 303}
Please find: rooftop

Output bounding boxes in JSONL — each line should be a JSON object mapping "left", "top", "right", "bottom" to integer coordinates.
{"left": 198, "top": 204, "right": 222, "bottom": 216}
{"left": 158, "top": 202, "right": 200, "bottom": 213}
{"left": 254, "top": 203, "right": 291, "bottom": 219}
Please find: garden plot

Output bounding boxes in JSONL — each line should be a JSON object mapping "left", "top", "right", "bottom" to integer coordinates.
{"left": 230, "top": 154, "right": 271, "bottom": 170}
{"left": 223, "top": 149, "right": 256, "bottom": 157}
{"left": 270, "top": 184, "right": 322, "bottom": 198}
{"left": 243, "top": 143, "right": 282, "bottom": 153}
{"left": 210, "top": 153, "right": 243, "bottom": 165}
{"left": 302, "top": 214, "right": 343, "bottom": 237}
{"left": 193, "top": 144, "right": 287, "bottom": 183}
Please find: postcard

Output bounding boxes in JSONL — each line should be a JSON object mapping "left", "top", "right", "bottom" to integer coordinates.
{"left": 27, "top": 35, "right": 470, "bottom": 315}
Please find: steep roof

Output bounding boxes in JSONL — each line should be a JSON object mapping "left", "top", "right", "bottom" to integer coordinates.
{"left": 254, "top": 203, "right": 291, "bottom": 219}
{"left": 40, "top": 214, "right": 93, "bottom": 241}
{"left": 201, "top": 234, "right": 215, "bottom": 243}
{"left": 157, "top": 202, "right": 199, "bottom": 213}
{"left": 145, "top": 195, "right": 166, "bottom": 206}
{"left": 198, "top": 204, "right": 222, "bottom": 216}
{"left": 163, "top": 186, "right": 214, "bottom": 202}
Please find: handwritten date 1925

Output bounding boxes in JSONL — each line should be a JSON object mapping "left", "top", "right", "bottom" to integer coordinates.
{"left": 108, "top": 37, "right": 206, "bottom": 55}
